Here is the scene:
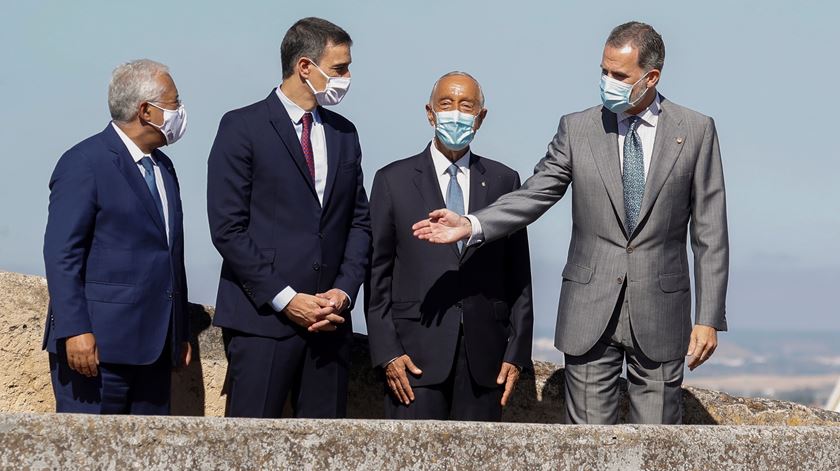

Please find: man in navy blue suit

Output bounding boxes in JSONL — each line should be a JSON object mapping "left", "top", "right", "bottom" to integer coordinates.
{"left": 207, "top": 17, "right": 371, "bottom": 418}
{"left": 43, "top": 59, "right": 192, "bottom": 415}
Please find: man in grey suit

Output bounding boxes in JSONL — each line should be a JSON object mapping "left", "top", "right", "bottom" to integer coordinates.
{"left": 412, "top": 21, "right": 728, "bottom": 424}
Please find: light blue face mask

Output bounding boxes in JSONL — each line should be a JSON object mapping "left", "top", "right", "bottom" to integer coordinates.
{"left": 433, "top": 109, "right": 477, "bottom": 151}
{"left": 600, "top": 73, "right": 650, "bottom": 114}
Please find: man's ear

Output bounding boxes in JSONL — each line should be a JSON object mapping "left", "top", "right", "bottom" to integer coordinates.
{"left": 138, "top": 102, "right": 152, "bottom": 123}
{"left": 646, "top": 69, "right": 661, "bottom": 89}
{"left": 425, "top": 104, "right": 436, "bottom": 127}
{"left": 474, "top": 108, "right": 488, "bottom": 131}
{"left": 297, "top": 57, "right": 313, "bottom": 80}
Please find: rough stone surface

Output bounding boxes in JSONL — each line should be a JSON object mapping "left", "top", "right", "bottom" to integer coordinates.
{"left": 3, "top": 271, "right": 840, "bottom": 426}
{"left": 1, "top": 413, "right": 839, "bottom": 470}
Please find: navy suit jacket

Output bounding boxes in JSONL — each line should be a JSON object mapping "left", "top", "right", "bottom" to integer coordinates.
{"left": 43, "top": 124, "right": 190, "bottom": 366}
{"left": 207, "top": 90, "right": 371, "bottom": 338}
{"left": 366, "top": 147, "right": 534, "bottom": 388}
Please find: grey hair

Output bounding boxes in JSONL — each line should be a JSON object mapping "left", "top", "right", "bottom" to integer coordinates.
{"left": 606, "top": 21, "right": 665, "bottom": 72}
{"left": 429, "top": 71, "right": 485, "bottom": 108}
{"left": 108, "top": 59, "right": 170, "bottom": 123}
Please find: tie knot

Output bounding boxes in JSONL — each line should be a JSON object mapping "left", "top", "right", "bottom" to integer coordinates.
{"left": 139, "top": 156, "right": 155, "bottom": 173}
{"left": 302, "top": 112, "right": 313, "bottom": 127}
{"left": 446, "top": 163, "right": 459, "bottom": 178}
{"left": 627, "top": 115, "right": 641, "bottom": 131}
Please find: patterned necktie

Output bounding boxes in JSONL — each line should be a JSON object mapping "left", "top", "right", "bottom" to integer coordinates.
{"left": 139, "top": 156, "right": 165, "bottom": 223}
{"left": 445, "top": 163, "right": 465, "bottom": 252}
{"left": 622, "top": 116, "right": 645, "bottom": 235}
{"left": 300, "top": 112, "right": 315, "bottom": 180}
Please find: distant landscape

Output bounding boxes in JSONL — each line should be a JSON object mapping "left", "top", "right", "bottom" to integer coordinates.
{"left": 533, "top": 330, "right": 840, "bottom": 408}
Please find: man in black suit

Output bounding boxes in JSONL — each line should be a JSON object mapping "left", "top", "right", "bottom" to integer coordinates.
{"left": 366, "top": 72, "right": 533, "bottom": 421}
{"left": 207, "top": 17, "right": 370, "bottom": 418}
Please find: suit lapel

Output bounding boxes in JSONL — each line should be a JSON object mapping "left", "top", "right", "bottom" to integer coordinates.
{"left": 105, "top": 126, "right": 168, "bottom": 239}
{"left": 634, "top": 97, "right": 686, "bottom": 236}
{"left": 460, "top": 153, "right": 487, "bottom": 264}
{"left": 266, "top": 91, "right": 319, "bottom": 202}
{"left": 412, "top": 146, "right": 460, "bottom": 260}
{"left": 320, "top": 108, "right": 341, "bottom": 209}
{"left": 588, "top": 108, "right": 627, "bottom": 234}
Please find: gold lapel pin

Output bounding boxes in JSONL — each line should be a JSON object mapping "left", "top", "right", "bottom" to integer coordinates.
{"left": 676, "top": 137, "right": 684, "bottom": 144}
{"left": 481, "top": 181, "right": 486, "bottom": 187}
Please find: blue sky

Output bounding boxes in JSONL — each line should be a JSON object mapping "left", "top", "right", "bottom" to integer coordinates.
{"left": 2, "top": 1, "right": 838, "bottom": 354}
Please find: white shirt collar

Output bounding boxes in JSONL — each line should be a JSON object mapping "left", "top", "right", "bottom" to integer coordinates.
{"left": 618, "top": 93, "right": 661, "bottom": 127}
{"left": 429, "top": 141, "right": 471, "bottom": 176}
{"left": 276, "top": 87, "right": 321, "bottom": 124}
{"left": 111, "top": 122, "right": 151, "bottom": 164}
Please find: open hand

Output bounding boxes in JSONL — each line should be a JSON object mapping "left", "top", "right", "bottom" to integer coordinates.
{"left": 412, "top": 209, "right": 471, "bottom": 244}
{"left": 385, "top": 354, "right": 423, "bottom": 405}
{"left": 687, "top": 325, "right": 718, "bottom": 370}
{"left": 497, "top": 362, "right": 521, "bottom": 406}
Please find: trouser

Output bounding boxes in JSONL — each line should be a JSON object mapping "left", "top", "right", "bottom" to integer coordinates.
{"left": 563, "top": 286, "right": 684, "bottom": 424}
{"left": 384, "top": 329, "right": 503, "bottom": 421}
{"left": 222, "top": 326, "right": 351, "bottom": 418}
{"left": 50, "top": 340, "right": 172, "bottom": 415}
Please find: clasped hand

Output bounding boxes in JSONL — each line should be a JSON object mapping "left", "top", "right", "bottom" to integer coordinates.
{"left": 283, "top": 289, "right": 349, "bottom": 332}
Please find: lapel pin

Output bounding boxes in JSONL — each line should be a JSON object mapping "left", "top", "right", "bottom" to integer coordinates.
{"left": 676, "top": 137, "right": 684, "bottom": 144}
{"left": 481, "top": 181, "right": 486, "bottom": 187}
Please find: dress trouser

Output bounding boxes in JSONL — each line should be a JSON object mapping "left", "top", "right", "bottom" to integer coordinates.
{"left": 563, "top": 285, "right": 685, "bottom": 424}
{"left": 50, "top": 339, "right": 172, "bottom": 415}
{"left": 384, "top": 328, "right": 503, "bottom": 421}
{"left": 222, "top": 325, "right": 351, "bottom": 418}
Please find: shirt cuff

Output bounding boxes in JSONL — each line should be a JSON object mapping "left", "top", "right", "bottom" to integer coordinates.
{"left": 464, "top": 214, "right": 485, "bottom": 247}
{"left": 270, "top": 286, "right": 297, "bottom": 312}
{"left": 383, "top": 356, "right": 401, "bottom": 368}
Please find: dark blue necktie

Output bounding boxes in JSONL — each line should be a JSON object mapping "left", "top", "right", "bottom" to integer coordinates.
{"left": 622, "top": 116, "right": 645, "bottom": 235}
{"left": 139, "top": 156, "right": 165, "bottom": 223}
{"left": 445, "top": 163, "right": 465, "bottom": 252}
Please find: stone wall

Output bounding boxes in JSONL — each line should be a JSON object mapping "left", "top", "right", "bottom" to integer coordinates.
{"left": 2, "top": 414, "right": 839, "bottom": 470}
{"left": 3, "top": 271, "right": 840, "bottom": 425}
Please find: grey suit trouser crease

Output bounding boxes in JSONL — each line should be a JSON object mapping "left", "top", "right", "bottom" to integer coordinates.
{"left": 563, "top": 285, "right": 684, "bottom": 424}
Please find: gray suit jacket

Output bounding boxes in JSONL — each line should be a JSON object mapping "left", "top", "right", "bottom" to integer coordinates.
{"left": 472, "top": 95, "right": 728, "bottom": 362}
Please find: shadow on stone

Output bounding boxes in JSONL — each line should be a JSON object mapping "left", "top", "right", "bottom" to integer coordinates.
{"left": 170, "top": 303, "right": 212, "bottom": 416}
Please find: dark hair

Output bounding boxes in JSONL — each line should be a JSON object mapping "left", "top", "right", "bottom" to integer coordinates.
{"left": 280, "top": 17, "right": 352, "bottom": 79}
{"left": 606, "top": 21, "right": 665, "bottom": 71}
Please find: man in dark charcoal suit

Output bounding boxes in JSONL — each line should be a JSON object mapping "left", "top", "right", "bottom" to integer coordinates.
{"left": 207, "top": 17, "right": 371, "bottom": 418}
{"left": 367, "top": 72, "right": 533, "bottom": 421}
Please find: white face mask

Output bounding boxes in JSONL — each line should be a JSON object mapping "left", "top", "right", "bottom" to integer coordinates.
{"left": 147, "top": 102, "right": 188, "bottom": 145}
{"left": 305, "top": 62, "right": 351, "bottom": 106}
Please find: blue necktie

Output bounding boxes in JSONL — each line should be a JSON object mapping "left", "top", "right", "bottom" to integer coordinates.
{"left": 139, "top": 156, "right": 165, "bottom": 224}
{"left": 445, "top": 163, "right": 465, "bottom": 252}
{"left": 622, "top": 116, "right": 645, "bottom": 235}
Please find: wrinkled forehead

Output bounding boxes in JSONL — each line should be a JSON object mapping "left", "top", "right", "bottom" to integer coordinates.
{"left": 432, "top": 76, "right": 481, "bottom": 102}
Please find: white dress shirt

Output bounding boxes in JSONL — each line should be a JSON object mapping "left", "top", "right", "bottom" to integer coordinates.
{"left": 466, "top": 94, "right": 662, "bottom": 246}
{"left": 617, "top": 93, "right": 661, "bottom": 178}
{"left": 270, "top": 88, "right": 349, "bottom": 313}
{"left": 430, "top": 141, "right": 472, "bottom": 214}
{"left": 111, "top": 122, "right": 170, "bottom": 245}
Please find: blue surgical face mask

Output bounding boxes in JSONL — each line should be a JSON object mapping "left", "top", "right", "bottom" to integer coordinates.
{"left": 600, "top": 73, "right": 650, "bottom": 114}
{"left": 432, "top": 109, "right": 477, "bottom": 151}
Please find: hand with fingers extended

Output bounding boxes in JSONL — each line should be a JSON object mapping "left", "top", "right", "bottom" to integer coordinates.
{"left": 65, "top": 332, "right": 99, "bottom": 377}
{"left": 282, "top": 293, "right": 345, "bottom": 333}
{"left": 385, "top": 354, "right": 423, "bottom": 405}
{"left": 687, "top": 325, "right": 718, "bottom": 371}
{"left": 497, "top": 362, "right": 522, "bottom": 406}
{"left": 411, "top": 209, "right": 472, "bottom": 244}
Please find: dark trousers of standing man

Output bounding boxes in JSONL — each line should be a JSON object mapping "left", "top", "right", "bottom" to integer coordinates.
{"left": 384, "top": 329, "right": 503, "bottom": 421}
{"left": 50, "top": 339, "right": 172, "bottom": 415}
{"left": 222, "top": 326, "right": 352, "bottom": 418}
{"left": 563, "top": 285, "right": 685, "bottom": 424}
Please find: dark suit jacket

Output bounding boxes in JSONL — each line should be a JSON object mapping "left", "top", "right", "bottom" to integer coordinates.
{"left": 366, "top": 146, "right": 533, "bottom": 388}
{"left": 43, "top": 124, "right": 190, "bottom": 365}
{"left": 208, "top": 90, "right": 371, "bottom": 338}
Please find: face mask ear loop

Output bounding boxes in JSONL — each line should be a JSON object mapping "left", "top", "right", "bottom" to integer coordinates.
{"left": 628, "top": 72, "right": 652, "bottom": 108}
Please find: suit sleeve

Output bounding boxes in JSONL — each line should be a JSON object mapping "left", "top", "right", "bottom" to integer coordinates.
{"left": 502, "top": 173, "right": 534, "bottom": 368}
{"left": 332, "top": 132, "right": 372, "bottom": 308}
{"left": 472, "top": 115, "right": 573, "bottom": 243}
{"left": 167, "top": 160, "right": 191, "bottom": 343}
{"left": 207, "top": 112, "right": 288, "bottom": 308}
{"left": 690, "top": 117, "right": 729, "bottom": 331}
{"left": 43, "top": 149, "right": 96, "bottom": 340}
{"left": 365, "top": 170, "right": 404, "bottom": 367}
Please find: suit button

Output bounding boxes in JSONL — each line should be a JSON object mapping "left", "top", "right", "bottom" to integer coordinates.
{"left": 318, "top": 232, "right": 324, "bottom": 239}
{"left": 617, "top": 277, "right": 624, "bottom": 284}
{"left": 455, "top": 302, "right": 463, "bottom": 309}
{"left": 313, "top": 263, "right": 321, "bottom": 271}
{"left": 626, "top": 246, "right": 634, "bottom": 254}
